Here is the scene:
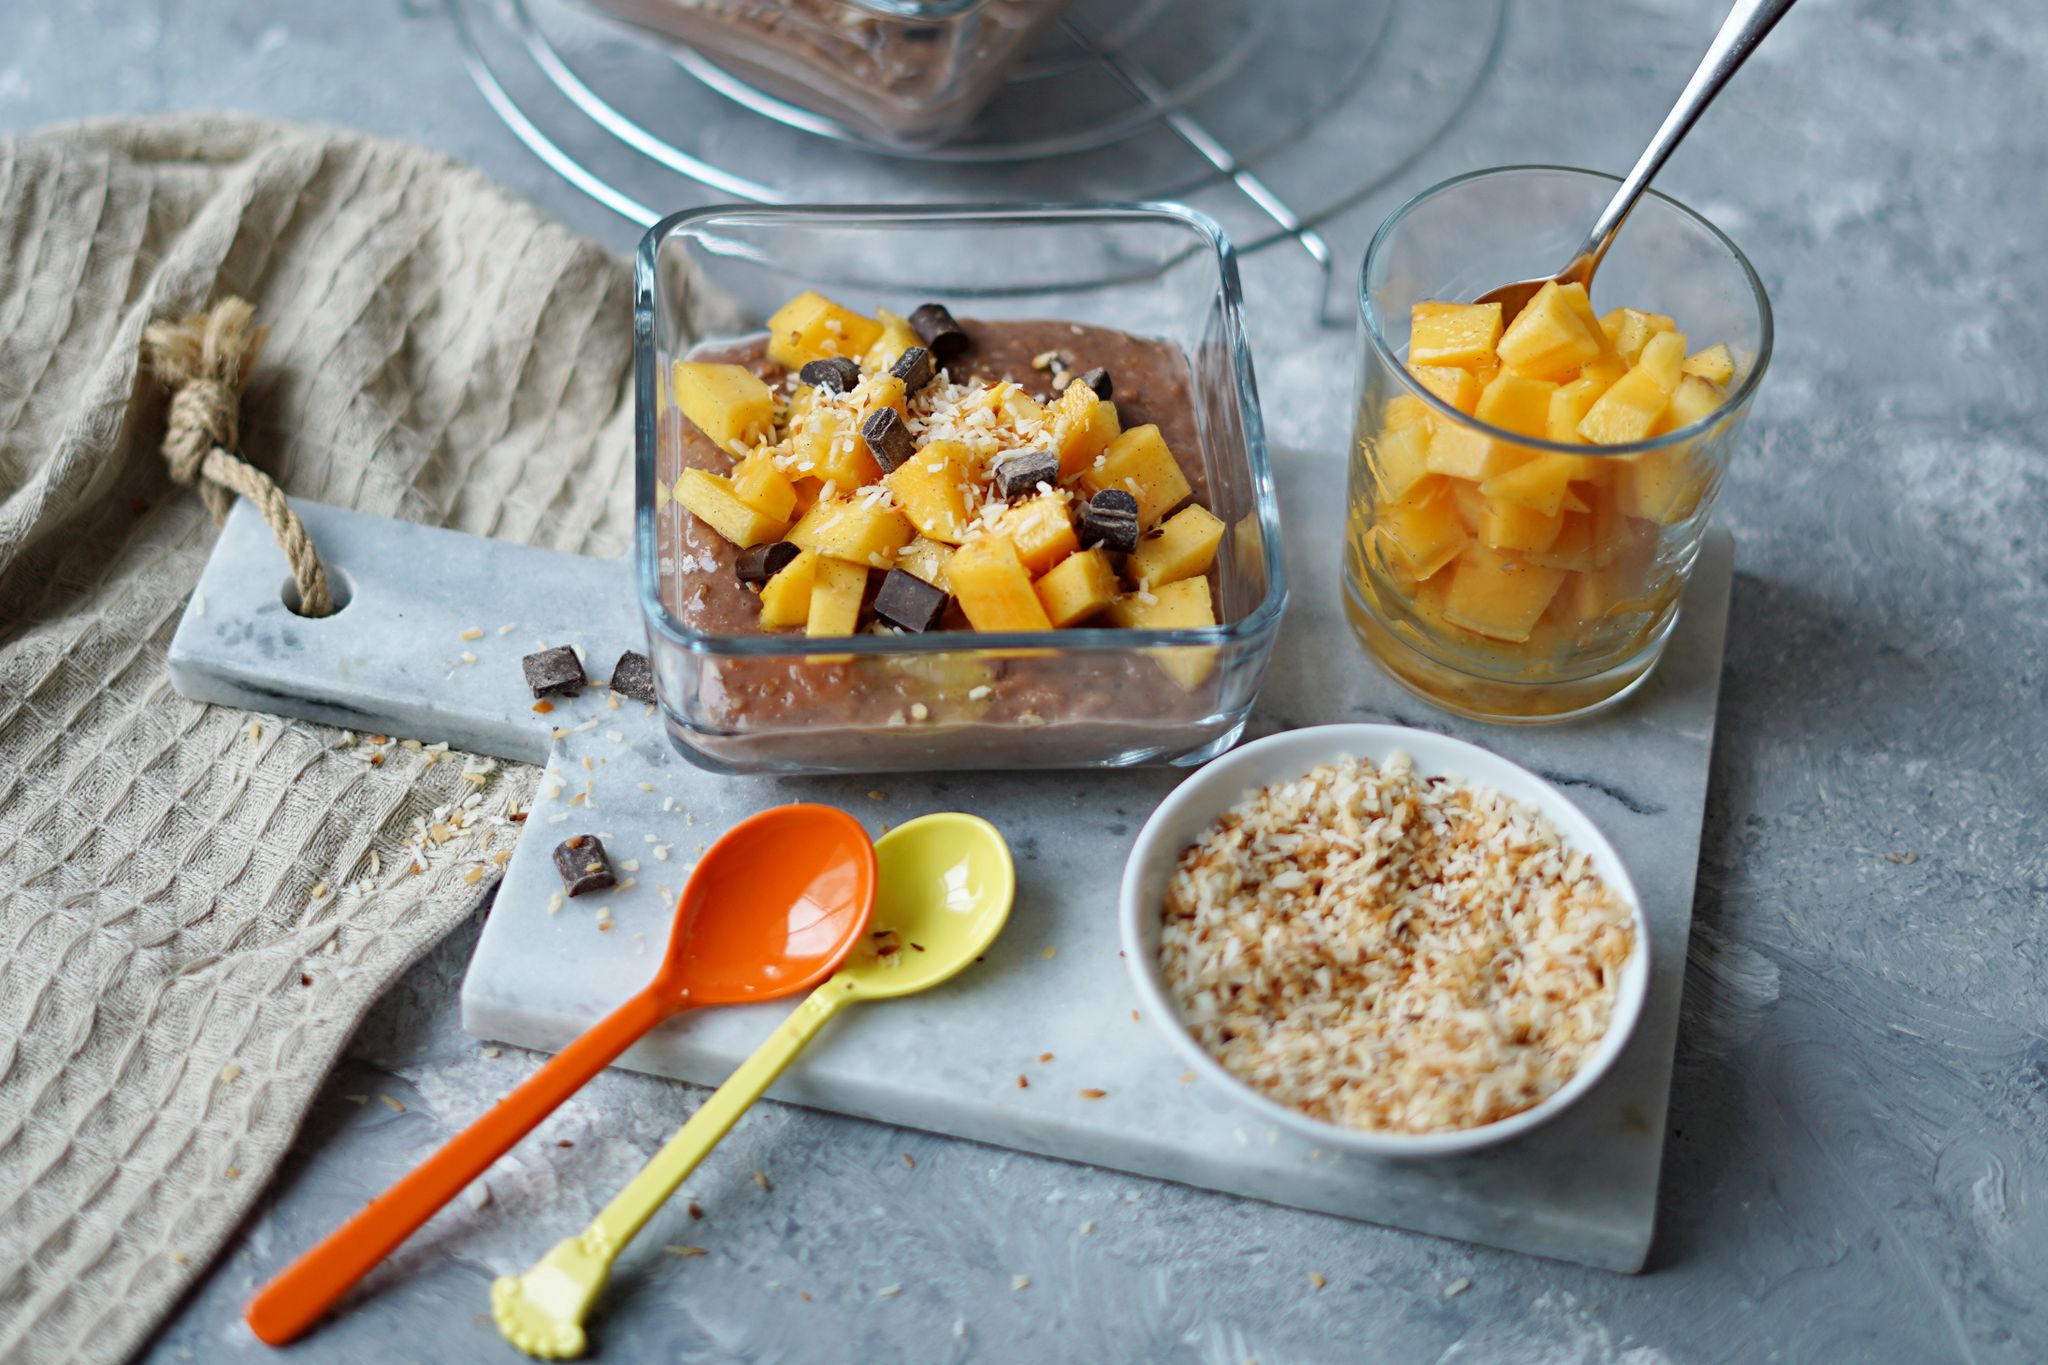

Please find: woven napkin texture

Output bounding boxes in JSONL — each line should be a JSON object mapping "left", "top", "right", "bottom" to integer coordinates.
{"left": 0, "top": 112, "right": 639, "bottom": 1364}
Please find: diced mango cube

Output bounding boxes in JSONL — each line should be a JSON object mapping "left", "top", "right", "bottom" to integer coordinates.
{"left": 1409, "top": 301, "right": 1503, "bottom": 370}
{"left": 1441, "top": 545, "right": 1568, "bottom": 642}
{"left": 1034, "top": 546, "right": 1120, "bottom": 627}
{"left": 806, "top": 556, "right": 869, "bottom": 638}
{"left": 1081, "top": 424, "right": 1193, "bottom": 527}
{"left": 896, "top": 536, "right": 955, "bottom": 591}
{"left": 1379, "top": 485, "right": 1469, "bottom": 579}
{"left": 1580, "top": 354, "right": 1629, "bottom": 388}
{"left": 1598, "top": 307, "right": 1676, "bottom": 365}
{"left": 1522, "top": 510, "right": 1601, "bottom": 573}
{"left": 758, "top": 548, "right": 818, "bottom": 629}
{"left": 1615, "top": 445, "right": 1707, "bottom": 525}
{"left": 1546, "top": 375, "right": 1610, "bottom": 443}
{"left": 673, "top": 468, "right": 789, "bottom": 548}
{"left": 672, "top": 362, "right": 774, "bottom": 452}
{"left": 1495, "top": 282, "right": 1606, "bottom": 381}
{"left": 882, "top": 440, "right": 974, "bottom": 544}
{"left": 1108, "top": 578, "right": 1218, "bottom": 690}
{"left": 1049, "top": 380, "right": 1123, "bottom": 479}
{"left": 787, "top": 495, "right": 915, "bottom": 566}
{"left": 1681, "top": 342, "right": 1736, "bottom": 386}
{"left": 993, "top": 494, "right": 1080, "bottom": 575}
{"left": 765, "top": 290, "right": 884, "bottom": 370}
{"left": 730, "top": 449, "right": 798, "bottom": 522}
{"left": 1653, "top": 374, "right": 1725, "bottom": 436}
{"left": 1577, "top": 334, "right": 1687, "bottom": 445}
{"left": 862, "top": 307, "right": 922, "bottom": 373}
{"left": 1129, "top": 503, "right": 1225, "bottom": 589}
{"left": 1424, "top": 421, "right": 1528, "bottom": 483}
{"left": 1476, "top": 496, "right": 1565, "bottom": 553}
{"left": 785, "top": 403, "right": 882, "bottom": 492}
{"left": 1384, "top": 394, "right": 1433, "bottom": 430}
{"left": 949, "top": 536, "right": 1053, "bottom": 633}
{"left": 1372, "top": 418, "right": 1436, "bottom": 500}
{"left": 1407, "top": 363, "right": 1482, "bottom": 413}
{"left": 1474, "top": 372, "right": 1558, "bottom": 440}
{"left": 1479, "top": 452, "right": 1602, "bottom": 517}
{"left": 1636, "top": 330, "right": 1688, "bottom": 391}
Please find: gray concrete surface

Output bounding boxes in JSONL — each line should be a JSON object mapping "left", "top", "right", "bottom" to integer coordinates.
{"left": 5, "top": 1, "right": 2044, "bottom": 1361}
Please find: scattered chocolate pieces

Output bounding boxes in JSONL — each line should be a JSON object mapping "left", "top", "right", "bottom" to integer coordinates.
{"left": 889, "top": 344, "right": 935, "bottom": 392}
{"left": 797, "top": 356, "right": 861, "bottom": 393}
{"left": 991, "top": 449, "right": 1060, "bottom": 501}
{"left": 1077, "top": 367, "right": 1113, "bottom": 401}
{"left": 610, "top": 650, "right": 656, "bottom": 704}
{"left": 873, "top": 569, "right": 949, "bottom": 633}
{"left": 908, "top": 303, "right": 968, "bottom": 363}
{"left": 862, "top": 407, "right": 916, "bottom": 473}
{"left": 553, "top": 835, "right": 616, "bottom": 897}
{"left": 522, "top": 645, "right": 585, "bottom": 698}
{"left": 736, "top": 540, "right": 801, "bottom": 587}
{"left": 1079, "top": 489, "right": 1140, "bottom": 554}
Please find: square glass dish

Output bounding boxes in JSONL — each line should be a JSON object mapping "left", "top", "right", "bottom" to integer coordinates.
{"left": 634, "top": 203, "right": 1286, "bottom": 774}
{"left": 571, "top": 0, "right": 1076, "bottom": 146}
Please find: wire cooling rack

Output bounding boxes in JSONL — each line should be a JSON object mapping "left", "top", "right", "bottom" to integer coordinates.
{"left": 446, "top": 0, "right": 1505, "bottom": 313}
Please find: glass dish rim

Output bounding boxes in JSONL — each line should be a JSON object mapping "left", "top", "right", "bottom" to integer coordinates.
{"left": 633, "top": 199, "right": 1289, "bottom": 661}
{"left": 843, "top": 0, "right": 991, "bottom": 20}
{"left": 1359, "top": 163, "right": 1776, "bottom": 460}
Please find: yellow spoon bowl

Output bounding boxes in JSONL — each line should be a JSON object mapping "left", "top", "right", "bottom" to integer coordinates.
{"left": 492, "top": 812, "right": 1014, "bottom": 1359}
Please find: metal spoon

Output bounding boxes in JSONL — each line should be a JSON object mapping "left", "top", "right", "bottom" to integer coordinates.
{"left": 244, "top": 804, "right": 878, "bottom": 1346}
{"left": 491, "top": 813, "right": 1015, "bottom": 1360}
{"left": 1477, "top": 0, "right": 1800, "bottom": 321}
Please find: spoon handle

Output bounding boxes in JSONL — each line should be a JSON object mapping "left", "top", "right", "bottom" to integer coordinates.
{"left": 1564, "top": 0, "right": 1800, "bottom": 284}
{"left": 593, "top": 987, "right": 850, "bottom": 1255}
{"left": 245, "top": 985, "right": 673, "bottom": 1346}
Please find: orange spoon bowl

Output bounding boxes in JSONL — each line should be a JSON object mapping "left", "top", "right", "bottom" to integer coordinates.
{"left": 244, "top": 803, "right": 876, "bottom": 1347}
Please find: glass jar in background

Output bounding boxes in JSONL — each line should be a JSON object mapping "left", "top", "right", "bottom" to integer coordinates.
{"left": 1344, "top": 166, "right": 1773, "bottom": 723}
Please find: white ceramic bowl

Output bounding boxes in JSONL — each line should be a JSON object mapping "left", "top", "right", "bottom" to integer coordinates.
{"left": 1118, "top": 723, "right": 1649, "bottom": 1158}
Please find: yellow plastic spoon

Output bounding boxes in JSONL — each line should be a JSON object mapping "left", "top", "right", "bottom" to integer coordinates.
{"left": 492, "top": 811, "right": 1015, "bottom": 1360}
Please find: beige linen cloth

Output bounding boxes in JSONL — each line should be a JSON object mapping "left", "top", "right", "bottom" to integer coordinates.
{"left": 0, "top": 112, "right": 643, "bottom": 1363}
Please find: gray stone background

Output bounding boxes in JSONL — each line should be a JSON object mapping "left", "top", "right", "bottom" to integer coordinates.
{"left": 5, "top": 0, "right": 2044, "bottom": 1361}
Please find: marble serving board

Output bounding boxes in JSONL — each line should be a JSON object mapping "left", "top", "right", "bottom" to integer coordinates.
{"left": 167, "top": 467, "right": 1734, "bottom": 1274}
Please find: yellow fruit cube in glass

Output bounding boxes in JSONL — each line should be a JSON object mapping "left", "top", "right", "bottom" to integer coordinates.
{"left": 1652, "top": 373, "right": 1725, "bottom": 436}
{"left": 1479, "top": 452, "right": 1601, "bottom": 517}
{"left": 1372, "top": 419, "right": 1435, "bottom": 500}
{"left": 806, "top": 556, "right": 869, "bottom": 638}
{"left": 1581, "top": 354, "right": 1630, "bottom": 388}
{"left": 765, "top": 290, "right": 884, "bottom": 370}
{"left": 788, "top": 495, "right": 915, "bottom": 566}
{"left": 1108, "top": 578, "right": 1218, "bottom": 690}
{"left": 1409, "top": 301, "right": 1504, "bottom": 370}
{"left": 1615, "top": 445, "right": 1707, "bottom": 525}
{"left": 1477, "top": 496, "right": 1565, "bottom": 553}
{"left": 1546, "top": 375, "right": 1610, "bottom": 443}
{"left": 1049, "top": 380, "right": 1123, "bottom": 479}
{"left": 1522, "top": 510, "right": 1601, "bottom": 572}
{"left": 758, "top": 549, "right": 818, "bottom": 629}
{"left": 1034, "top": 546, "right": 1120, "bottom": 627}
{"left": 896, "top": 536, "right": 955, "bottom": 591}
{"left": 672, "top": 361, "right": 775, "bottom": 451}
{"left": 1577, "top": 336, "right": 1686, "bottom": 446}
{"left": 1081, "top": 424, "right": 1193, "bottom": 527}
{"left": 949, "top": 536, "right": 1054, "bottom": 632}
{"left": 786, "top": 405, "right": 882, "bottom": 492}
{"left": 1407, "top": 363, "right": 1483, "bottom": 413}
{"left": 1635, "top": 330, "right": 1688, "bottom": 390}
{"left": 1384, "top": 394, "right": 1433, "bottom": 430}
{"left": 673, "top": 468, "right": 789, "bottom": 548}
{"left": 1441, "top": 545, "right": 1568, "bottom": 642}
{"left": 993, "top": 494, "right": 1080, "bottom": 575}
{"left": 1423, "top": 421, "right": 1527, "bottom": 483}
{"left": 1681, "top": 342, "right": 1736, "bottom": 386}
{"left": 1129, "top": 503, "right": 1225, "bottom": 589}
{"left": 1598, "top": 307, "right": 1677, "bottom": 365}
{"left": 882, "top": 442, "right": 974, "bottom": 544}
{"left": 730, "top": 449, "right": 798, "bottom": 523}
{"left": 861, "top": 307, "right": 922, "bottom": 373}
{"left": 1495, "top": 281, "right": 1606, "bottom": 381}
{"left": 1474, "top": 372, "right": 1558, "bottom": 439}
{"left": 1379, "top": 485, "right": 1469, "bottom": 579}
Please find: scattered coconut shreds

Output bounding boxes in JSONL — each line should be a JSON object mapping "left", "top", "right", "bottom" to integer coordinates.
{"left": 219, "top": 1063, "right": 242, "bottom": 1083}
{"left": 1011, "top": 1275, "right": 1031, "bottom": 1291}
{"left": 954, "top": 1319, "right": 968, "bottom": 1339}
{"left": 875, "top": 1284, "right": 902, "bottom": 1300}
{"left": 1079, "top": 1220, "right": 1095, "bottom": 1235}
{"left": 380, "top": 1095, "right": 406, "bottom": 1113}
{"left": 1445, "top": 1277, "right": 1472, "bottom": 1298}
{"left": 482, "top": 1047, "right": 501, "bottom": 1059}
{"left": 638, "top": 781, "right": 656, "bottom": 793}
{"left": 1159, "top": 752, "right": 1635, "bottom": 1136}
{"left": 547, "top": 892, "right": 564, "bottom": 916}
{"left": 459, "top": 652, "right": 478, "bottom": 665}
{"left": 466, "top": 1181, "right": 491, "bottom": 1210}
{"left": 459, "top": 626, "right": 485, "bottom": 641}
{"left": 498, "top": 623, "right": 518, "bottom": 635}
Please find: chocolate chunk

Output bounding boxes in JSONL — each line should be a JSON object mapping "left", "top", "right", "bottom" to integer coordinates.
{"left": 872, "top": 568, "right": 949, "bottom": 633}
{"left": 1077, "top": 367, "right": 1113, "bottom": 401}
{"left": 908, "top": 303, "right": 968, "bottom": 363}
{"left": 1079, "top": 489, "right": 1140, "bottom": 554}
{"left": 553, "top": 834, "right": 616, "bottom": 897}
{"left": 991, "top": 449, "right": 1060, "bottom": 501}
{"left": 521, "top": 645, "right": 585, "bottom": 698}
{"left": 736, "top": 540, "right": 801, "bottom": 587}
{"left": 609, "top": 650, "right": 656, "bottom": 704}
{"left": 861, "top": 406, "right": 916, "bottom": 473}
{"left": 889, "top": 344, "right": 935, "bottom": 392}
{"left": 798, "top": 356, "right": 861, "bottom": 393}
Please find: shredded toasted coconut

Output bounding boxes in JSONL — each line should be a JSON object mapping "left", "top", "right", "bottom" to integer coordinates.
{"left": 1158, "top": 753, "right": 1634, "bottom": 1134}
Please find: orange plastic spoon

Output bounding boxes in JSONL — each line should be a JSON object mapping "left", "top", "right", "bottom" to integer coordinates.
{"left": 244, "top": 804, "right": 877, "bottom": 1346}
